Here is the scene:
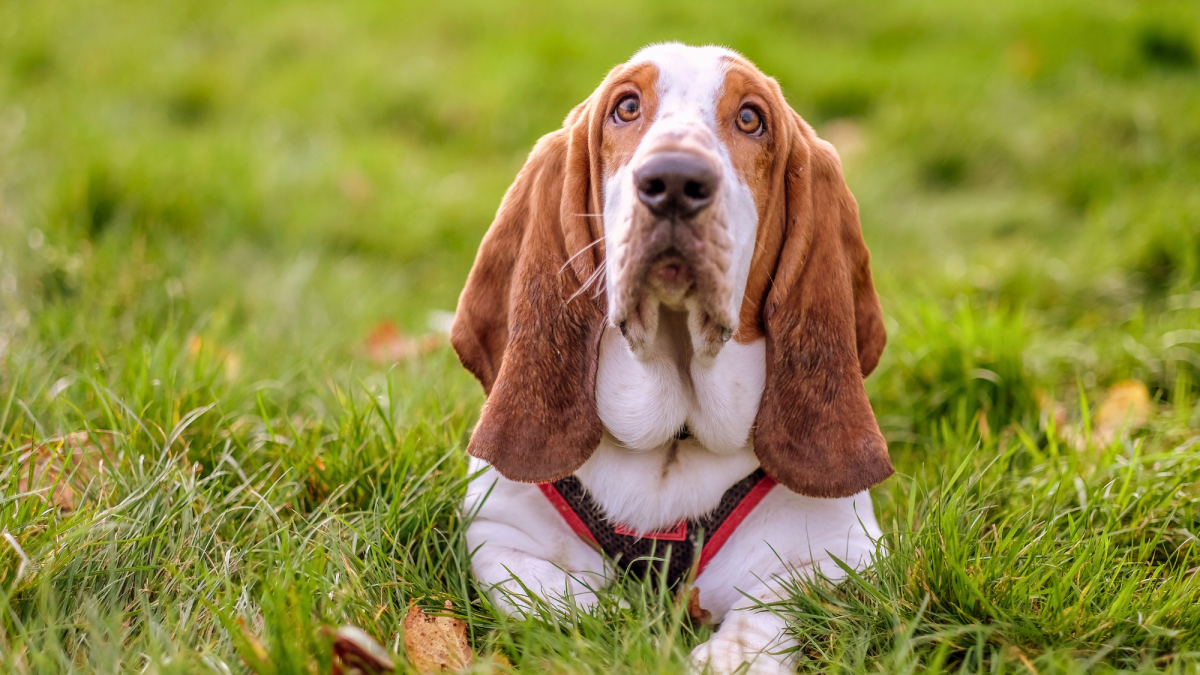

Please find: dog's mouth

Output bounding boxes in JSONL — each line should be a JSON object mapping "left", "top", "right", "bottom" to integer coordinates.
{"left": 646, "top": 248, "right": 695, "bottom": 302}
{"left": 614, "top": 237, "right": 735, "bottom": 361}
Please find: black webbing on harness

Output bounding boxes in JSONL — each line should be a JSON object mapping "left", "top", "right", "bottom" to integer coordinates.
{"left": 545, "top": 468, "right": 769, "bottom": 589}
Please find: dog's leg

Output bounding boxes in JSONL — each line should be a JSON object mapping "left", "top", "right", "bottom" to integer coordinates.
{"left": 688, "top": 489, "right": 882, "bottom": 675}
{"left": 470, "top": 542, "right": 606, "bottom": 616}
{"left": 688, "top": 583, "right": 796, "bottom": 675}
{"left": 464, "top": 459, "right": 608, "bottom": 617}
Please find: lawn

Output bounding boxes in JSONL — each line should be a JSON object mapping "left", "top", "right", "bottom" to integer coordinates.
{"left": 2, "top": 0, "right": 1200, "bottom": 672}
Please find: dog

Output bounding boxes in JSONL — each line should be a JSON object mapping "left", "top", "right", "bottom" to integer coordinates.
{"left": 452, "top": 43, "right": 893, "bottom": 674}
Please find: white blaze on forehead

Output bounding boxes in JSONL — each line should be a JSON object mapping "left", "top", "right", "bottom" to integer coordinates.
{"left": 603, "top": 43, "right": 761, "bottom": 340}
{"left": 629, "top": 43, "right": 738, "bottom": 130}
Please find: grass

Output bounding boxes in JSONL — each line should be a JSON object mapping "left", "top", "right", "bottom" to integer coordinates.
{"left": 1, "top": 0, "right": 1199, "bottom": 672}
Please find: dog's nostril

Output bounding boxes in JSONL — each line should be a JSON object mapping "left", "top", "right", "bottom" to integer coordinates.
{"left": 634, "top": 152, "right": 718, "bottom": 217}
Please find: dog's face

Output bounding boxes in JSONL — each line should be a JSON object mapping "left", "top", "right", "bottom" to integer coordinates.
{"left": 452, "top": 43, "right": 893, "bottom": 498}
{"left": 599, "top": 45, "right": 777, "bottom": 360}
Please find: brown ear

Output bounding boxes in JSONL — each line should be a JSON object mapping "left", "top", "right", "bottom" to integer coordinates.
{"left": 450, "top": 102, "right": 607, "bottom": 484}
{"left": 751, "top": 113, "right": 892, "bottom": 498}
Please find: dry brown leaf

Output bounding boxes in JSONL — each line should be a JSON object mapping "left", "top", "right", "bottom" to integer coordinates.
{"left": 366, "top": 322, "right": 414, "bottom": 364}
{"left": 403, "top": 601, "right": 472, "bottom": 673}
{"left": 684, "top": 587, "right": 712, "bottom": 625}
{"left": 16, "top": 431, "right": 109, "bottom": 512}
{"left": 365, "top": 322, "right": 446, "bottom": 365}
{"left": 332, "top": 626, "right": 395, "bottom": 675}
{"left": 1093, "top": 380, "right": 1152, "bottom": 446}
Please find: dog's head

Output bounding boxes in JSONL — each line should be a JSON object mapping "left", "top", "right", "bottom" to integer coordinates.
{"left": 452, "top": 43, "right": 892, "bottom": 498}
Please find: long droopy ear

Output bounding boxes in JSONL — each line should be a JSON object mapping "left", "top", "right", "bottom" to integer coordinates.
{"left": 451, "top": 102, "right": 607, "bottom": 484}
{"left": 751, "top": 113, "right": 892, "bottom": 498}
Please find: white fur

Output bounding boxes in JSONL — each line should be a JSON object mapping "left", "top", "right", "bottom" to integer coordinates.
{"left": 573, "top": 436, "right": 761, "bottom": 535}
{"left": 464, "top": 43, "right": 882, "bottom": 675}
{"left": 595, "top": 325, "right": 765, "bottom": 456}
{"left": 464, "top": 457, "right": 608, "bottom": 615}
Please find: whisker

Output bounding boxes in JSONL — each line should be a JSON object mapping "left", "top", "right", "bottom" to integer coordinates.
{"left": 571, "top": 213, "right": 606, "bottom": 218}
{"left": 567, "top": 261, "right": 608, "bottom": 304}
{"left": 577, "top": 263, "right": 607, "bottom": 299}
{"left": 752, "top": 238, "right": 778, "bottom": 287}
{"left": 559, "top": 235, "right": 606, "bottom": 274}
{"left": 593, "top": 268, "right": 609, "bottom": 297}
{"left": 591, "top": 269, "right": 608, "bottom": 298}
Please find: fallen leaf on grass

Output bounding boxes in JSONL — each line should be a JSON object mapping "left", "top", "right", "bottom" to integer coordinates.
{"left": 403, "top": 601, "right": 472, "bottom": 672}
{"left": 240, "top": 623, "right": 395, "bottom": 675}
{"left": 332, "top": 626, "right": 395, "bottom": 675}
{"left": 15, "top": 431, "right": 110, "bottom": 511}
{"left": 365, "top": 322, "right": 446, "bottom": 365}
{"left": 1093, "top": 380, "right": 1151, "bottom": 447}
{"left": 1057, "top": 381, "right": 1153, "bottom": 450}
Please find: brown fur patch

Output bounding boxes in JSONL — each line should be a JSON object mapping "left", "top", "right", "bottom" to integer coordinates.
{"left": 601, "top": 63, "right": 659, "bottom": 178}
{"left": 748, "top": 110, "right": 892, "bottom": 498}
{"left": 452, "top": 63, "right": 662, "bottom": 484}
{"left": 451, "top": 126, "right": 607, "bottom": 482}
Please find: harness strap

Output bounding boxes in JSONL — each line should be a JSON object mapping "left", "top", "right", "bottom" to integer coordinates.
{"left": 538, "top": 468, "right": 775, "bottom": 588}
{"left": 538, "top": 482, "right": 598, "bottom": 547}
{"left": 695, "top": 473, "right": 776, "bottom": 575}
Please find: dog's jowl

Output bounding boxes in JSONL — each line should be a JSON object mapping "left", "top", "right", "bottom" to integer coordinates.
{"left": 452, "top": 42, "right": 893, "bottom": 675}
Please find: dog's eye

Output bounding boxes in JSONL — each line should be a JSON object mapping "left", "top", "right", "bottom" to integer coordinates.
{"left": 615, "top": 96, "right": 640, "bottom": 122}
{"left": 736, "top": 106, "right": 763, "bottom": 135}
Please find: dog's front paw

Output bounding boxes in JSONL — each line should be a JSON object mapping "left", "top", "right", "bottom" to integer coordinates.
{"left": 481, "top": 553, "right": 604, "bottom": 618}
{"left": 689, "top": 638, "right": 792, "bottom": 675}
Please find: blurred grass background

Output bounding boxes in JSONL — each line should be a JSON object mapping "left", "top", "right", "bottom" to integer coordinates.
{"left": 1, "top": 0, "right": 1199, "bottom": 673}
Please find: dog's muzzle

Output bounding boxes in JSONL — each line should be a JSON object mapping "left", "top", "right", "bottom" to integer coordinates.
{"left": 632, "top": 152, "right": 723, "bottom": 298}
{"left": 614, "top": 149, "right": 733, "bottom": 358}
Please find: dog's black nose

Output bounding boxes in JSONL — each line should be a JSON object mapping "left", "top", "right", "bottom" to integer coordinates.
{"left": 634, "top": 153, "right": 718, "bottom": 219}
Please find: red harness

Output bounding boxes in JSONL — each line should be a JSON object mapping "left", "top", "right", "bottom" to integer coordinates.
{"left": 538, "top": 469, "right": 776, "bottom": 588}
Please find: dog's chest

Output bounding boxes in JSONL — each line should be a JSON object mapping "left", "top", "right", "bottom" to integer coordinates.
{"left": 594, "top": 326, "right": 766, "bottom": 453}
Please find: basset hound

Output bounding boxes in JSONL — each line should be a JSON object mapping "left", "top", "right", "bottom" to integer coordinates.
{"left": 452, "top": 43, "right": 893, "bottom": 674}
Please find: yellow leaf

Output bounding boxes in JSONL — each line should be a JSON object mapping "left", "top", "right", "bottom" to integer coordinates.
{"left": 403, "top": 602, "right": 472, "bottom": 673}
{"left": 1093, "top": 380, "right": 1151, "bottom": 446}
